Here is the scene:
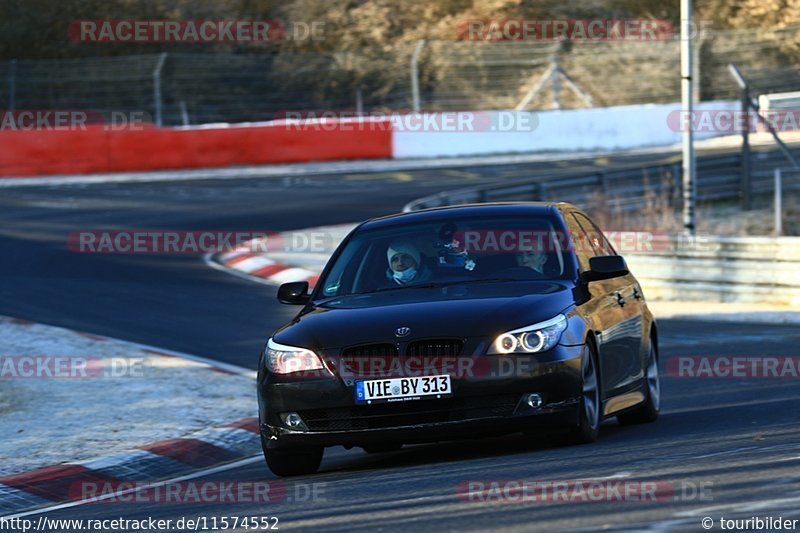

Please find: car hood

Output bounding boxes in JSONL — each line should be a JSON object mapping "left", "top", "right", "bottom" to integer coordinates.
{"left": 273, "top": 281, "right": 576, "bottom": 350}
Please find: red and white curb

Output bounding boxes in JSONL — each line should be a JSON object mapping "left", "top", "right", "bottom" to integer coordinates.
{"left": 0, "top": 316, "right": 260, "bottom": 516}
{"left": 206, "top": 229, "right": 349, "bottom": 288}
{"left": 0, "top": 418, "right": 261, "bottom": 515}
{"left": 212, "top": 249, "right": 320, "bottom": 288}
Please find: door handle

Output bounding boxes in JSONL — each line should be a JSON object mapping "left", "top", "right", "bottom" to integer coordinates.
{"left": 614, "top": 291, "right": 626, "bottom": 307}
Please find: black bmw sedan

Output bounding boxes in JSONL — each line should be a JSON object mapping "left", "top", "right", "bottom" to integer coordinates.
{"left": 257, "top": 203, "right": 660, "bottom": 476}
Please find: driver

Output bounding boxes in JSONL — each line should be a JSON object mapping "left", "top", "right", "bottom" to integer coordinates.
{"left": 515, "top": 244, "right": 549, "bottom": 275}
{"left": 386, "top": 240, "right": 433, "bottom": 286}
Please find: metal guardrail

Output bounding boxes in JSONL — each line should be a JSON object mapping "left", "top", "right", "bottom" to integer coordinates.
{"left": 403, "top": 150, "right": 800, "bottom": 214}
{"left": 626, "top": 235, "right": 800, "bottom": 305}
{"left": 402, "top": 148, "right": 800, "bottom": 304}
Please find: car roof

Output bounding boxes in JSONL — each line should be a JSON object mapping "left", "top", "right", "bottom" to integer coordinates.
{"left": 359, "top": 202, "right": 579, "bottom": 230}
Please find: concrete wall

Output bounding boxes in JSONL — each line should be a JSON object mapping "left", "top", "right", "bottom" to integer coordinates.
{"left": 393, "top": 101, "right": 738, "bottom": 158}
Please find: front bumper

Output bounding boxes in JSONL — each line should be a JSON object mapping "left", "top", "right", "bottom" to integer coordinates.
{"left": 258, "top": 344, "right": 583, "bottom": 449}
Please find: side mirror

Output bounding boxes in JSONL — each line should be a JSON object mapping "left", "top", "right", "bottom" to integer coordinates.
{"left": 582, "top": 255, "right": 629, "bottom": 282}
{"left": 277, "top": 281, "right": 310, "bottom": 305}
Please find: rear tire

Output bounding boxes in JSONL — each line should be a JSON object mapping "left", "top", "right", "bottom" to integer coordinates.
{"left": 261, "top": 435, "right": 323, "bottom": 477}
{"left": 566, "top": 342, "right": 601, "bottom": 444}
{"left": 618, "top": 340, "right": 660, "bottom": 425}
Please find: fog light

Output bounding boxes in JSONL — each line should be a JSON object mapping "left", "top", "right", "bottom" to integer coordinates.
{"left": 280, "top": 412, "right": 308, "bottom": 430}
{"left": 526, "top": 393, "right": 544, "bottom": 409}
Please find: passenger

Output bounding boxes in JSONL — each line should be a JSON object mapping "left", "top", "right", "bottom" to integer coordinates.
{"left": 386, "top": 240, "right": 433, "bottom": 286}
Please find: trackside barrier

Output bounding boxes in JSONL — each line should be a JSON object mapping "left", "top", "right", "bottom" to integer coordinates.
{"left": 625, "top": 236, "right": 800, "bottom": 305}
{"left": 403, "top": 152, "right": 800, "bottom": 213}
{"left": 392, "top": 101, "right": 738, "bottom": 158}
{"left": 0, "top": 101, "right": 741, "bottom": 178}
{"left": 403, "top": 154, "right": 800, "bottom": 304}
{"left": 0, "top": 121, "right": 393, "bottom": 177}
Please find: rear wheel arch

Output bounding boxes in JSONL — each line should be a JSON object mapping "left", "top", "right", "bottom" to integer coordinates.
{"left": 649, "top": 322, "right": 659, "bottom": 360}
{"left": 584, "top": 331, "right": 602, "bottom": 390}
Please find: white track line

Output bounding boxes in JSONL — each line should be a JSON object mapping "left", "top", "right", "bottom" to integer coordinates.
{"left": 0, "top": 314, "right": 255, "bottom": 379}
{"left": 0, "top": 456, "right": 264, "bottom": 520}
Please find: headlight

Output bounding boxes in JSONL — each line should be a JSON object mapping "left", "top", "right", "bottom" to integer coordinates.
{"left": 488, "top": 315, "right": 568, "bottom": 355}
{"left": 265, "top": 338, "right": 324, "bottom": 374}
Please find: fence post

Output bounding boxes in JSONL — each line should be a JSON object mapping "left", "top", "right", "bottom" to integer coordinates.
{"left": 740, "top": 87, "right": 751, "bottom": 210}
{"left": 8, "top": 59, "right": 17, "bottom": 111}
{"left": 774, "top": 168, "right": 783, "bottom": 236}
{"left": 551, "top": 49, "right": 560, "bottom": 110}
{"left": 410, "top": 40, "right": 425, "bottom": 113}
{"left": 728, "top": 63, "right": 751, "bottom": 210}
{"left": 153, "top": 53, "right": 168, "bottom": 127}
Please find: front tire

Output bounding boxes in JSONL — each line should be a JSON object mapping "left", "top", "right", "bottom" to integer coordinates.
{"left": 567, "top": 342, "right": 601, "bottom": 444}
{"left": 617, "top": 340, "right": 660, "bottom": 425}
{"left": 261, "top": 435, "right": 323, "bottom": 477}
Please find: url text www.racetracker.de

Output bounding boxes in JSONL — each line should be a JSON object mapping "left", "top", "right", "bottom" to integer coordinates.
{"left": 0, "top": 515, "right": 279, "bottom": 532}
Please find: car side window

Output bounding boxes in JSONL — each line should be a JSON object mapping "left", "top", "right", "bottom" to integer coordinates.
{"left": 572, "top": 213, "right": 617, "bottom": 256}
{"left": 564, "top": 212, "right": 594, "bottom": 273}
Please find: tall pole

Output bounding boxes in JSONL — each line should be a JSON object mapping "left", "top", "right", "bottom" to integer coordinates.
{"left": 681, "top": 0, "right": 696, "bottom": 235}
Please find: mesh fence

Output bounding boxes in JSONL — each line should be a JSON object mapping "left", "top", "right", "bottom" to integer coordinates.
{"left": 1, "top": 25, "right": 799, "bottom": 126}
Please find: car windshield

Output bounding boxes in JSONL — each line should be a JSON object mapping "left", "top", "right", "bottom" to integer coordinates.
{"left": 317, "top": 215, "right": 570, "bottom": 298}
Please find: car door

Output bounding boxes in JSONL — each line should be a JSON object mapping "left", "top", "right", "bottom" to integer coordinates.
{"left": 565, "top": 211, "right": 626, "bottom": 400}
{"left": 573, "top": 212, "right": 645, "bottom": 396}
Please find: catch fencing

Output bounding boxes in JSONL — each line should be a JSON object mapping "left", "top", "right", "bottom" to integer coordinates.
{"left": 2, "top": 25, "right": 800, "bottom": 126}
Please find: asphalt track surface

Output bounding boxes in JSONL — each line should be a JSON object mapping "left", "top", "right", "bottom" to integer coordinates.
{"left": 1, "top": 146, "right": 799, "bottom": 531}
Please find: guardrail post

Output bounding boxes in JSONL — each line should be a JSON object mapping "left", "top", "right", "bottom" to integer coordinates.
{"left": 598, "top": 172, "right": 608, "bottom": 197}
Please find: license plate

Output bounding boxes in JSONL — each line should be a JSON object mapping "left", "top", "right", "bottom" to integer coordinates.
{"left": 355, "top": 375, "right": 452, "bottom": 404}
